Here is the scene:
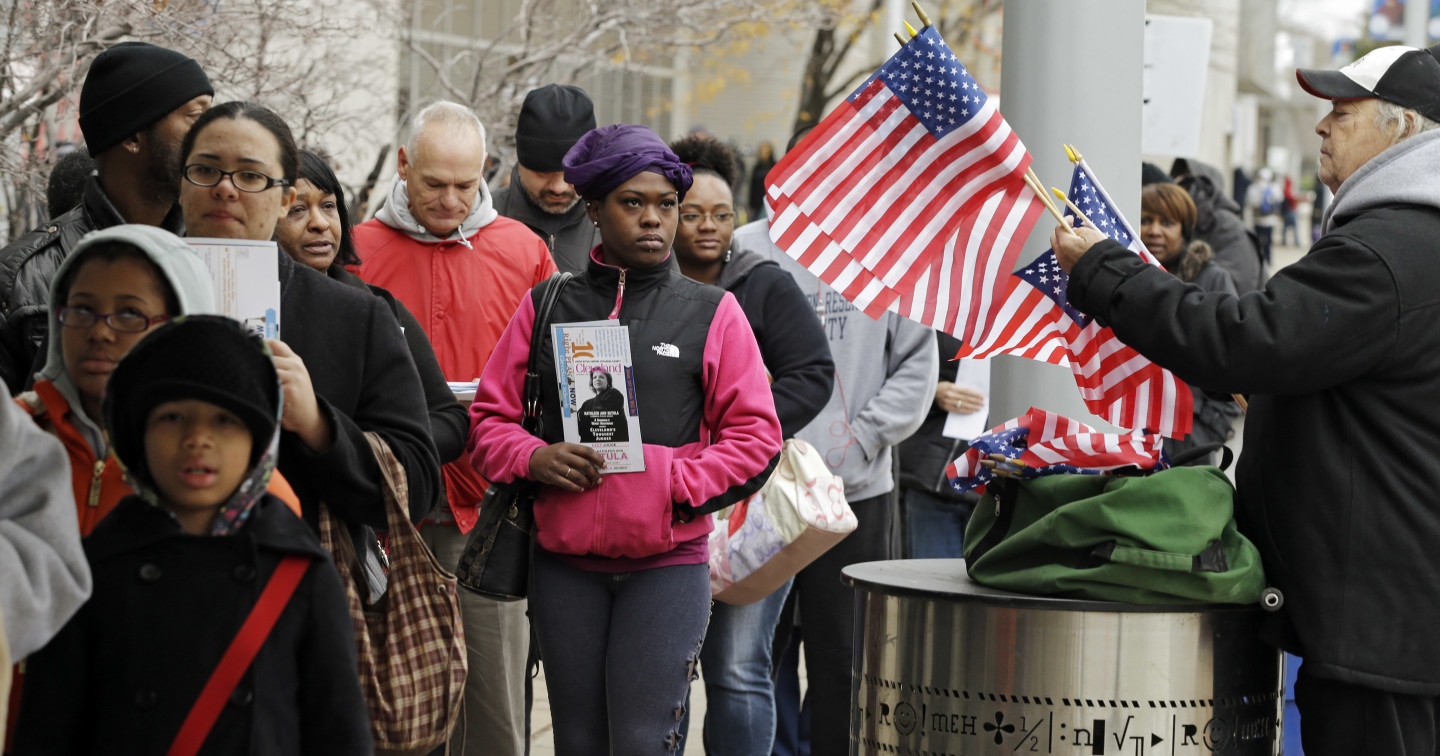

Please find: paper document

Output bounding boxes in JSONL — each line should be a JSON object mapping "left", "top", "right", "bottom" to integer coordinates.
{"left": 552, "top": 320, "right": 645, "bottom": 473}
{"left": 187, "top": 238, "right": 281, "bottom": 339}
{"left": 942, "top": 357, "right": 992, "bottom": 441}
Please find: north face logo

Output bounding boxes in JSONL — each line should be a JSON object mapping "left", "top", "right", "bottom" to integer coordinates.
{"left": 652, "top": 343, "right": 680, "bottom": 358}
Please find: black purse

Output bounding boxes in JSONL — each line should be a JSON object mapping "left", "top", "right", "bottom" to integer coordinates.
{"left": 455, "top": 272, "right": 571, "bottom": 600}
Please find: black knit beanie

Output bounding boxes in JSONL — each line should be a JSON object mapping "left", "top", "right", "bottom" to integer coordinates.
{"left": 516, "top": 85, "right": 597, "bottom": 173}
{"left": 1141, "top": 162, "right": 1173, "bottom": 186}
{"left": 80, "top": 42, "right": 214, "bottom": 157}
{"left": 104, "top": 316, "right": 279, "bottom": 482}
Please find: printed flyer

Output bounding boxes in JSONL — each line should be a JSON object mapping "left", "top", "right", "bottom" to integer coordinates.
{"left": 552, "top": 320, "right": 644, "bottom": 473}
{"left": 186, "top": 237, "right": 281, "bottom": 339}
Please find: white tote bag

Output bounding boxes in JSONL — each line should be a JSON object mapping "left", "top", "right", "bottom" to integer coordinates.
{"left": 709, "top": 439, "right": 858, "bottom": 605}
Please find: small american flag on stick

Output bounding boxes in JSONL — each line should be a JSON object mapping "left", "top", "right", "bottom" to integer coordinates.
{"left": 955, "top": 156, "right": 1194, "bottom": 439}
{"left": 764, "top": 24, "right": 1045, "bottom": 341}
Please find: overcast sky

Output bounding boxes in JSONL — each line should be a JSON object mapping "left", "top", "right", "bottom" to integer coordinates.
{"left": 1279, "top": 0, "right": 1368, "bottom": 39}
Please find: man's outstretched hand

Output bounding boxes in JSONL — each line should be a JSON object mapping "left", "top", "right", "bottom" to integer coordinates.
{"left": 1052, "top": 223, "right": 1108, "bottom": 274}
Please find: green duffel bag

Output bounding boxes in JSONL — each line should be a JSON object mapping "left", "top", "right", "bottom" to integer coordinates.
{"left": 962, "top": 466, "right": 1267, "bottom": 605}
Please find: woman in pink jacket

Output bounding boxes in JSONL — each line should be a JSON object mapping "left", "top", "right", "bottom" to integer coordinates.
{"left": 469, "top": 124, "right": 782, "bottom": 755}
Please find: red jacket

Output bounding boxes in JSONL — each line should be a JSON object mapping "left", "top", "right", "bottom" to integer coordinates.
{"left": 352, "top": 216, "right": 556, "bottom": 530}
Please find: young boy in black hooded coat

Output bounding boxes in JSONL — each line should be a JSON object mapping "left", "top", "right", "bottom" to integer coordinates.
{"left": 14, "top": 315, "right": 371, "bottom": 755}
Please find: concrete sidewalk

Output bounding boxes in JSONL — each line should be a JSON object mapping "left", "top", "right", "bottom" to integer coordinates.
{"left": 529, "top": 655, "right": 715, "bottom": 755}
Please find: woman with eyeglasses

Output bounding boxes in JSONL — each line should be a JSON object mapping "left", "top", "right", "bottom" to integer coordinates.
{"left": 668, "top": 134, "right": 833, "bottom": 756}
{"left": 176, "top": 101, "right": 441, "bottom": 531}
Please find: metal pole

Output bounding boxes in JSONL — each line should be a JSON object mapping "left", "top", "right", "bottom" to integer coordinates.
{"left": 1405, "top": 0, "right": 1429, "bottom": 49}
{"left": 993, "top": 0, "right": 1146, "bottom": 428}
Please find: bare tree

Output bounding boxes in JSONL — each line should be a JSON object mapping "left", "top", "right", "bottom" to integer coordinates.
{"left": 1, "top": 0, "right": 393, "bottom": 242}
{"left": 790, "top": 0, "right": 1004, "bottom": 134}
{"left": 400, "top": 0, "right": 817, "bottom": 195}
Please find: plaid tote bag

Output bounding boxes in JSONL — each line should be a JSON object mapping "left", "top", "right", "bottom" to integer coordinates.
{"left": 320, "top": 432, "right": 467, "bottom": 756}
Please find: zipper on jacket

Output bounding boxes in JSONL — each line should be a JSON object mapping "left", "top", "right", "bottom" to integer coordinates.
{"left": 608, "top": 268, "right": 627, "bottom": 319}
{"left": 87, "top": 460, "right": 105, "bottom": 508}
{"left": 548, "top": 234, "right": 556, "bottom": 253}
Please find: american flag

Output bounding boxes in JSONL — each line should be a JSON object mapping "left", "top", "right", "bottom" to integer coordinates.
{"left": 955, "top": 159, "right": 1194, "bottom": 439}
{"left": 945, "top": 407, "right": 1169, "bottom": 495}
{"left": 763, "top": 25, "right": 1045, "bottom": 341}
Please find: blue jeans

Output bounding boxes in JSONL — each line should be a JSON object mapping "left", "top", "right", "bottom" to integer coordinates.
{"left": 901, "top": 488, "right": 973, "bottom": 559}
{"left": 531, "top": 549, "right": 711, "bottom": 755}
{"left": 691, "top": 579, "right": 794, "bottom": 756}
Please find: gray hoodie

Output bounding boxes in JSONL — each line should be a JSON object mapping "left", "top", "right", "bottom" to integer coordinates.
{"left": 732, "top": 220, "right": 936, "bottom": 501}
{"left": 374, "top": 173, "right": 499, "bottom": 248}
{"left": 34, "top": 225, "right": 218, "bottom": 458}
{"left": 0, "top": 380, "right": 90, "bottom": 659}
{"left": 1324, "top": 128, "right": 1440, "bottom": 232}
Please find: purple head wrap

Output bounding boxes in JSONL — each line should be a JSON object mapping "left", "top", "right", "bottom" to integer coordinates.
{"left": 563, "top": 124, "right": 694, "bottom": 202}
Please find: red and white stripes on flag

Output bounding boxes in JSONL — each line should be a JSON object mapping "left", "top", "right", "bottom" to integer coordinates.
{"left": 945, "top": 407, "right": 1169, "bottom": 495}
{"left": 954, "top": 160, "right": 1194, "bottom": 439}
{"left": 763, "top": 26, "right": 1045, "bottom": 342}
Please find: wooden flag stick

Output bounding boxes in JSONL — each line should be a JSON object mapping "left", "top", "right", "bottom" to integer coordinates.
{"left": 912, "top": 1, "right": 933, "bottom": 28}
{"left": 1051, "top": 187, "right": 1097, "bottom": 230}
{"left": 904, "top": 20, "right": 919, "bottom": 37}
{"left": 1023, "top": 170, "right": 1076, "bottom": 235}
{"left": 895, "top": 32, "right": 908, "bottom": 47}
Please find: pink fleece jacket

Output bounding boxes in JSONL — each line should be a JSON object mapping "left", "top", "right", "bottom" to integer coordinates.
{"left": 468, "top": 288, "right": 781, "bottom": 564}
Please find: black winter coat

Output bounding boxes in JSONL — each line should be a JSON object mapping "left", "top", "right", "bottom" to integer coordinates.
{"left": 1068, "top": 203, "right": 1440, "bottom": 694}
{"left": 277, "top": 252, "right": 441, "bottom": 529}
{"left": 14, "top": 496, "right": 373, "bottom": 755}
{"left": 0, "top": 179, "right": 185, "bottom": 393}
{"left": 715, "top": 248, "right": 834, "bottom": 439}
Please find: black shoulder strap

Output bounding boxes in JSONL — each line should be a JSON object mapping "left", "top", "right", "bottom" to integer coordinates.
{"left": 522, "top": 273, "right": 572, "bottom": 436}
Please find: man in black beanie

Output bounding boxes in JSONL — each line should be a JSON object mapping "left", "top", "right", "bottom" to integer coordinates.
{"left": 493, "top": 84, "right": 601, "bottom": 274}
{"left": 0, "top": 41, "right": 213, "bottom": 394}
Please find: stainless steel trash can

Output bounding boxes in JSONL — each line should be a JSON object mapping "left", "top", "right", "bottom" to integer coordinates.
{"left": 843, "top": 559, "right": 1283, "bottom": 755}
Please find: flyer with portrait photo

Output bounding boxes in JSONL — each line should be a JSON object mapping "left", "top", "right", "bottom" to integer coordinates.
{"left": 552, "top": 320, "right": 645, "bottom": 473}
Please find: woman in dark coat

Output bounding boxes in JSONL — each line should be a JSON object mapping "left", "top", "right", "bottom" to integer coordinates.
{"left": 174, "top": 102, "right": 441, "bottom": 530}
{"left": 1139, "top": 182, "right": 1242, "bottom": 462}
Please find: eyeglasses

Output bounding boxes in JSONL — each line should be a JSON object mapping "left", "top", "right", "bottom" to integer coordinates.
{"left": 57, "top": 306, "right": 169, "bottom": 333}
{"left": 183, "top": 163, "right": 289, "bottom": 193}
{"left": 679, "top": 211, "right": 735, "bottom": 226}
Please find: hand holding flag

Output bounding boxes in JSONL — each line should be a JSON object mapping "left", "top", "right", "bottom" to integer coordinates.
{"left": 955, "top": 152, "right": 1195, "bottom": 439}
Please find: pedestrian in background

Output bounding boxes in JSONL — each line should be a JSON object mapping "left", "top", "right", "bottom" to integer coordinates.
{"left": 733, "top": 210, "right": 935, "bottom": 756}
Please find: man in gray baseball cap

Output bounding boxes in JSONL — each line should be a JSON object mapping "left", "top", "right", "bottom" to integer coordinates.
{"left": 1052, "top": 43, "right": 1440, "bottom": 755}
